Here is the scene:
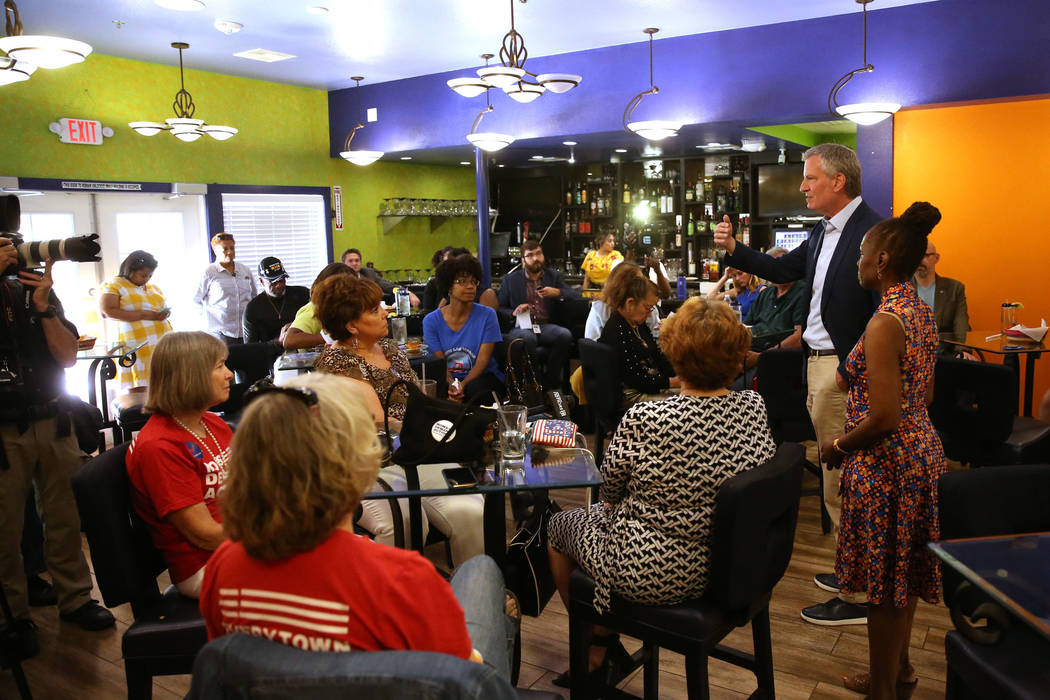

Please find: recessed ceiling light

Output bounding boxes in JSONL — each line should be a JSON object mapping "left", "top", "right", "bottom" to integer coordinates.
{"left": 154, "top": 0, "right": 204, "bottom": 11}
{"left": 400, "top": 156, "right": 412, "bottom": 160}
{"left": 234, "top": 48, "right": 296, "bottom": 63}
{"left": 214, "top": 19, "right": 243, "bottom": 35}
{"left": 459, "top": 161, "right": 471, "bottom": 165}
{"left": 615, "top": 148, "right": 628, "bottom": 153}
{"left": 306, "top": 6, "right": 329, "bottom": 14}
{"left": 498, "top": 164, "right": 505, "bottom": 168}
{"left": 562, "top": 141, "right": 576, "bottom": 146}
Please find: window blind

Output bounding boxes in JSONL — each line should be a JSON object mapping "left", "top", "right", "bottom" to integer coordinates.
{"left": 220, "top": 193, "right": 328, "bottom": 289}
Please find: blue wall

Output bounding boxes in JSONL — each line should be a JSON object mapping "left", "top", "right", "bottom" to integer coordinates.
{"left": 329, "top": 0, "right": 1050, "bottom": 155}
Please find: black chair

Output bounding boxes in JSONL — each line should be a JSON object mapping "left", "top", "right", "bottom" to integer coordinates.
{"left": 0, "top": 581, "right": 32, "bottom": 699}
{"left": 937, "top": 464, "right": 1050, "bottom": 699}
{"left": 186, "top": 633, "right": 562, "bottom": 700}
{"left": 211, "top": 342, "right": 279, "bottom": 419}
{"left": 929, "top": 357, "right": 1050, "bottom": 467}
{"left": 567, "top": 442, "right": 804, "bottom": 700}
{"left": 71, "top": 443, "right": 208, "bottom": 700}
{"left": 754, "top": 348, "right": 830, "bottom": 533}
{"left": 576, "top": 338, "right": 623, "bottom": 465}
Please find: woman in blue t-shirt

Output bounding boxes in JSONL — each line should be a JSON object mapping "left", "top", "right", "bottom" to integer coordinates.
{"left": 423, "top": 254, "right": 506, "bottom": 402}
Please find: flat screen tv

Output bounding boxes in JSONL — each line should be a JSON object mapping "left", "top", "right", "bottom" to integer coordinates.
{"left": 756, "top": 164, "right": 811, "bottom": 219}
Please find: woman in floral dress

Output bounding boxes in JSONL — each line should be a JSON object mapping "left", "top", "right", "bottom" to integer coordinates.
{"left": 820, "top": 202, "right": 946, "bottom": 699}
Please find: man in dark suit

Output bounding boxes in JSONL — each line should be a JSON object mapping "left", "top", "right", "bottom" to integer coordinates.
{"left": 497, "top": 239, "right": 580, "bottom": 389}
{"left": 714, "top": 143, "right": 882, "bottom": 626}
{"left": 913, "top": 240, "right": 970, "bottom": 353}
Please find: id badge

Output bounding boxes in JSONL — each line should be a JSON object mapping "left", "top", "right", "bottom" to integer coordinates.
{"left": 532, "top": 323, "right": 541, "bottom": 335}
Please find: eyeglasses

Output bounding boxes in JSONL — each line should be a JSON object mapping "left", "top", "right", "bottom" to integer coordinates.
{"left": 243, "top": 379, "right": 319, "bottom": 410}
{"left": 453, "top": 277, "right": 479, "bottom": 287}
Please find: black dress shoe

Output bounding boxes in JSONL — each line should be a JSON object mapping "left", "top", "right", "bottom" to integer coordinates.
{"left": 59, "top": 600, "right": 115, "bottom": 631}
{"left": 553, "top": 636, "right": 632, "bottom": 689}
{"left": 813, "top": 572, "right": 841, "bottom": 594}
{"left": 1, "top": 618, "right": 40, "bottom": 659}
{"left": 27, "top": 574, "right": 58, "bottom": 607}
{"left": 800, "top": 597, "right": 868, "bottom": 626}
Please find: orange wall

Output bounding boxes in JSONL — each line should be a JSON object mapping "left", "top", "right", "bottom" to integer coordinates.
{"left": 894, "top": 97, "right": 1050, "bottom": 415}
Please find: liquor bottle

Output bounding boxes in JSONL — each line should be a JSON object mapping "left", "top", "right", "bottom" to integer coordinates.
{"left": 739, "top": 214, "right": 751, "bottom": 246}
{"left": 685, "top": 182, "right": 694, "bottom": 202}
{"left": 623, "top": 183, "right": 631, "bottom": 204}
{"left": 687, "top": 237, "right": 696, "bottom": 276}
{"left": 581, "top": 185, "right": 588, "bottom": 204}
{"left": 597, "top": 187, "right": 604, "bottom": 216}
{"left": 575, "top": 183, "right": 582, "bottom": 205}
{"left": 695, "top": 179, "right": 703, "bottom": 202}
{"left": 566, "top": 185, "right": 573, "bottom": 205}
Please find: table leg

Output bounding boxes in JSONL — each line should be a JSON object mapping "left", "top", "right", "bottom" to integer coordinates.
{"left": 1023, "top": 352, "right": 1040, "bottom": 418}
{"left": 1002, "top": 354, "right": 1022, "bottom": 415}
{"left": 402, "top": 465, "right": 426, "bottom": 553}
{"left": 484, "top": 491, "right": 507, "bottom": 569}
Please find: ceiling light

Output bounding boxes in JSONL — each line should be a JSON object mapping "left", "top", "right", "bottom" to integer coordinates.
{"left": 740, "top": 136, "right": 767, "bottom": 152}
{"left": 154, "top": 0, "right": 204, "bottom": 11}
{"left": 0, "top": 2, "right": 93, "bottom": 71}
{"left": 450, "top": 0, "right": 579, "bottom": 102}
{"left": 213, "top": 20, "right": 243, "bottom": 35}
{"left": 503, "top": 80, "right": 544, "bottom": 103}
{"left": 465, "top": 81, "right": 514, "bottom": 153}
{"left": 339, "top": 76, "right": 385, "bottom": 166}
{"left": 615, "top": 148, "right": 628, "bottom": 153}
{"left": 623, "top": 28, "right": 680, "bottom": 141}
{"left": 562, "top": 141, "right": 577, "bottom": 146}
{"left": 129, "top": 42, "right": 237, "bottom": 141}
{"left": 828, "top": 0, "right": 900, "bottom": 125}
{"left": 498, "top": 164, "right": 505, "bottom": 168}
{"left": 0, "top": 55, "right": 35, "bottom": 84}
{"left": 400, "top": 156, "right": 412, "bottom": 160}
{"left": 536, "top": 73, "right": 581, "bottom": 94}
{"left": 233, "top": 48, "right": 295, "bottom": 63}
{"left": 306, "top": 6, "right": 329, "bottom": 14}
{"left": 460, "top": 161, "right": 471, "bottom": 166}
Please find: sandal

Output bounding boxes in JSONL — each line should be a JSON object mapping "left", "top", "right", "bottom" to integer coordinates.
{"left": 842, "top": 663, "right": 918, "bottom": 694}
{"left": 504, "top": 589, "right": 522, "bottom": 631}
{"left": 552, "top": 633, "right": 632, "bottom": 689}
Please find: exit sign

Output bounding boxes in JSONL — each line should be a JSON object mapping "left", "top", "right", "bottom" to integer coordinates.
{"left": 50, "top": 118, "right": 114, "bottom": 145}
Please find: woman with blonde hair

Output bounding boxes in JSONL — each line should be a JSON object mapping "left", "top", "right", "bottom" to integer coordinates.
{"left": 199, "top": 373, "right": 515, "bottom": 679}
{"left": 548, "top": 297, "right": 775, "bottom": 687}
{"left": 125, "top": 331, "right": 234, "bottom": 597}
{"left": 707, "top": 267, "right": 766, "bottom": 318}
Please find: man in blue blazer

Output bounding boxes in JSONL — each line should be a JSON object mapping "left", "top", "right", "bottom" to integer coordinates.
{"left": 715, "top": 144, "right": 882, "bottom": 626}
{"left": 497, "top": 239, "right": 580, "bottom": 389}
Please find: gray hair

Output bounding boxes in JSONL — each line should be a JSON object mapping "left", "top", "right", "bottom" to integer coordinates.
{"left": 802, "top": 143, "right": 862, "bottom": 198}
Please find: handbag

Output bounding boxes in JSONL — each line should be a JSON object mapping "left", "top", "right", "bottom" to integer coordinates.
{"left": 505, "top": 337, "right": 549, "bottom": 415}
{"left": 504, "top": 493, "right": 561, "bottom": 617}
{"left": 383, "top": 379, "right": 497, "bottom": 467}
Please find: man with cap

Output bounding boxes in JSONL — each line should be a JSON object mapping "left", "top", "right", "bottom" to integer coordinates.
{"left": 194, "top": 233, "right": 256, "bottom": 346}
{"left": 242, "top": 257, "right": 310, "bottom": 346}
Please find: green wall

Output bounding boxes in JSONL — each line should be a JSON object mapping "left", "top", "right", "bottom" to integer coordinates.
{"left": 1, "top": 53, "right": 478, "bottom": 270}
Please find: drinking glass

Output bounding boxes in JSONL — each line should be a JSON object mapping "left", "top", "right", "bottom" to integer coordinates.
{"left": 418, "top": 378, "right": 437, "bottom": 397}
{"left": 497, "top": 404, "right": 527, "bottom": 461}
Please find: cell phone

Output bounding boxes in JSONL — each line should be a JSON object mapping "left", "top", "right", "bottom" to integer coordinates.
{"left": 1003, "top": 344, "right": 1025, "bottom": 350}
{"left": 442, "top": 467, "right": 477, "bottom": 490}
{"left": 158, "top": 306, "right": 171, "bottom": 314}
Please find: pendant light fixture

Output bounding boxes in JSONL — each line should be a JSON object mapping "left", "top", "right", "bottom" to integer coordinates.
{"left": 623, "top": 28, "right": 682, "bottom": 141}
{"left": 465, "top": 85, "right": 514, "bottom": 153}
{"left": 339, "top": 76, "right": 384, "bottom": 166}
{"left": 129, "top": 42, "right": 237, "bottom": 141}
{"left": 828, "top": 0, "right": 900, "bottom": 126}
{"left": 0, "top": 0, "right": 92, "bottom": 73}
{"left": 448, "top": 0, "right": 580, "bottom": 103}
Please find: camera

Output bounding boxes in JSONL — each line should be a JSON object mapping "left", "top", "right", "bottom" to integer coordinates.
{"left": 1, "top": 194, "right": 101, "bottom": 276}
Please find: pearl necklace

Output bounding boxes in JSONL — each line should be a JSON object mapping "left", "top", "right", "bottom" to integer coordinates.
{"left": 172, "top": 415, "right": 224, "bottom": 464}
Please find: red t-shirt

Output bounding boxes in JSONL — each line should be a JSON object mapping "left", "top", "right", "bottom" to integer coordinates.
{"left": 125, "top": 412, "right": 232, "bottom": 583}
{"left": 199, "top": 529, "right": 473, "bottom": 658}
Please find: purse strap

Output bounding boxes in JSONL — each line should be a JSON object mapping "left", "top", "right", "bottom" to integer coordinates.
{"left": 382, "top": 378, "right": 490, "bottom": 466}
{"left": 506, "top": 337, "right": 542, "bottom": 400}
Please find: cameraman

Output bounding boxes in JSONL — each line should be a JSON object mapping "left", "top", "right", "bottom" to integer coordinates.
{"left": 0, "top": 238, "right": 114, "bottom": 659}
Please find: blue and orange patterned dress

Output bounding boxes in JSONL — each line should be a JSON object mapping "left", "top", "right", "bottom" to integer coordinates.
{"left": 835, "top": 282, "right": 946, "bottom": 607}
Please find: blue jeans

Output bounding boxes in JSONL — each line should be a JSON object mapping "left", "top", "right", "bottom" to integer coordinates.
{"left": 450, "top": 555, "right": 516, "bottom": 681}
{"left": 506, "top": 323, "right": 573, "bottom": 389}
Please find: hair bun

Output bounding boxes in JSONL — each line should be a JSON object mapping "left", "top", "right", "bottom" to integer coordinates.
{"left": 900, "top": 201, "right": 941, "bottom": 236}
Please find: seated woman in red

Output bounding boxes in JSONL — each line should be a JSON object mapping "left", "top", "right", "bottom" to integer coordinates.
{"left": 199, "top": 373, "right": 513, "bottom": 677}
{"left": 125, "top": 331, "right": 233, "bottom": 598}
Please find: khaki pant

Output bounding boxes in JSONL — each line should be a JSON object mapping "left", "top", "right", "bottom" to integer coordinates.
{"left": 0, "top": 417, "right": 93, "bottom": 619}
{"left": 806, "top": 355, "right": 865, "bottom": 603}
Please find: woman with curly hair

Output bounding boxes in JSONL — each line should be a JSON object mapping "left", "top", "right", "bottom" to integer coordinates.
{"left": 200, "top": 373, "right": 515, "bottom": 679}
{"left": 547, "top": 296, "right": 776, "bottom": 687}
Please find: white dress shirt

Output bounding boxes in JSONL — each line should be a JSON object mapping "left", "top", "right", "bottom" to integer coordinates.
{"left": 802, "top": 196, "right": 863, "bottom": 351}
{"left": 194, "top": 262, "right": 257, "bottom": 340}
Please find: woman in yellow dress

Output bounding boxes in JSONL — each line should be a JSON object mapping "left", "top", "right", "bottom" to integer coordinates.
{"left": 99, "top": 250, "right": 172, "bottom": 389}
{"left": 581, "top": 232, "right": 624, "bottom": 297}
